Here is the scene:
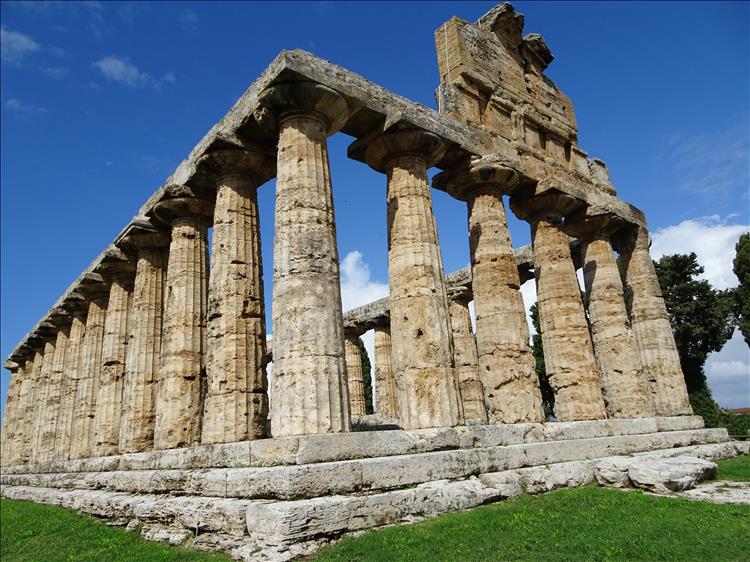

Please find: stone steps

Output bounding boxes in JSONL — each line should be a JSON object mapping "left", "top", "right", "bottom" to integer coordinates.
{"left": 0, "top": 427, "right": 730, "bottom": 500}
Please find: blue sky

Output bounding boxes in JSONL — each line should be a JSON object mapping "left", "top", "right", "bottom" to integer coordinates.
{"left": 1, "top": 1, "right": 748, "bottom": 417}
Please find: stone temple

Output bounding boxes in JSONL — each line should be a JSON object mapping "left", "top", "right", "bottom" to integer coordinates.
{"left": 1, "top": 3, "right": 746, "bottom": 560}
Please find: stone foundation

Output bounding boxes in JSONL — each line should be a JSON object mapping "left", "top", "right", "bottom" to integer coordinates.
{"left": 2, "top": 417, "right": 745, "bottom": 561}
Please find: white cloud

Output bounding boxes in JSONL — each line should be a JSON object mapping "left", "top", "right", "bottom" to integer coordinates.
{"left": 0, "top": 27, "right": 40, "bottom": 64}
{"left": 92, "top": 56, "right": 175, "bottom": 89}
{"left": 4, "top": 98, "right": 46, "bottom": 115}
{"left": 705, "top": 331, "right": 750, "bottom": 409}
{"left": 339, "top": 251, "right": 389, "bottom": 312}
{"left": 651, "top": 215, "right": 749, "bottom": 290}
{"left": 179, "top": 9, "right": 199, "bottom": 32}
{"left": 39, "top": 66, "right": 68, "bottom": 79}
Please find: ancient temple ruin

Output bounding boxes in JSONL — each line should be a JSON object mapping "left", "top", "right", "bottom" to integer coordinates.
{"left": 1, "top": 4, "right": 746, "bottom": 561}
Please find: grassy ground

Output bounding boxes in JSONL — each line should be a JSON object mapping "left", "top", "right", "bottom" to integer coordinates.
{"left": 0, "top": 498, "right": 231, "bottom": 562}
{"left": 2, "top": 456, "right": 748, "bottom": 561}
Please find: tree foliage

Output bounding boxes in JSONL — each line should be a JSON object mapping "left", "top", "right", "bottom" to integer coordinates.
{"left": 530, "top": 303, "right": 554, "bottom": 419}
{"left": 733, "top": 232, "right": 750, "bottom": 347}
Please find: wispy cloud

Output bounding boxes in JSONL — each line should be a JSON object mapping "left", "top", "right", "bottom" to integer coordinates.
{"left": 659, "top": 120, "right": 749, "bottom": 204}
{"left": 4, "top": 98, "right": 47, "bottom": 115}
{"left": 13, "top": 0, "right": 107, "bottom": 41}
{"left": 92, "top": 56, "right": 175, "bottom": 89}
{"left": 0, "top": 26, "right": 40, "bottom": 64}
{"left": 178, "top": 8, "right": 199, "bottom": 32}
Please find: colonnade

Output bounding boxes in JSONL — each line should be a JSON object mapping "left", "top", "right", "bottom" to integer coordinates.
{"left": 0, "top": 81, "right": 691, "bottom": 468}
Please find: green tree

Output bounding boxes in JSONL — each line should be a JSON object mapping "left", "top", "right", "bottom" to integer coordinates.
{"left": 733, "top": 232, "right": 750, "bottom": 347}
{"left": 530, "top": 303, "right": 554, "bottom": 419}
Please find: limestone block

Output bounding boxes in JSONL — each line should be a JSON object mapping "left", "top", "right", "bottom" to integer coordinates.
{"left": 448, "top": 296, "right": 487, "bottom": 423}
{"left": 627, "top": 456, "right": 717, "bottom": 494}
{"left": 679, "top": 481, "right": 750, "bottom": 506}
{"left": 119, "top": 247, "right": 166, "bottom": 454}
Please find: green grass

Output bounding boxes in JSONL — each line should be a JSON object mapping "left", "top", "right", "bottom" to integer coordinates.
{"left": 314, "top": 486, "right": 750, "bottom": 562}
{"left": 716, "top": 454, "right": 750, "bottom": 481}
{"left": 0, "top": 498, "right": 231, "bottom": 562}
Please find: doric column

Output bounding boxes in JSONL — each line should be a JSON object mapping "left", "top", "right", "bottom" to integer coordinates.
{"left": 567, "top": 211, "right": 653, "bottom": 418}
{"left": 344, "top": 330, "right": 367, "bottom": 417}
{"left": 12, "top": 357, "right": 37, "bottom": 465}
{"left": 511, "top": 184, "right": 606, "bottom": 421}
{"left": 118, "top": 225, "right": 168, "bottom": 454}
{"left": 1, "top": 362, "right": 22, "bottom": 466}
{"left": 70, "top": 285, "right": 108, "bottom": 459}
{"left": 448, "top": 292, "right": 487, "bottom": 424}
{"left": 259, "top": 82, "right": 351, "bottom": 436}
{"left": 373, "top": 323, "right": 398, "bottom": 420}
{"left": 92, "top": 250, "right": 135, "bottom": 457}
{"left": 351, "top": 128, "right": 463, "bottom": 430}
{"left": 617, "top": 225, "right": 692, "bottom": 415}
{"left": 199, "top": 148, "right": 273, "bottom": 444}
{"left": 30, "top": 340, "right": 55, "bottom": 463}
{"left": 435, "top": 157, "right": 543, "bottom": 423}
{"left": 54, "top": 311, "right": 86, "bottom": 461}
{"left": 152, "top": 187, "right": 212, "bottom": 450}
{"left": 36, "top": 317, "right": 71, "bottom": 464}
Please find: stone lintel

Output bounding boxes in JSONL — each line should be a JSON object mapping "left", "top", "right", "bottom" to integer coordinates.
{"left": 565, "top": 206, "right": 625, "bottom": 240}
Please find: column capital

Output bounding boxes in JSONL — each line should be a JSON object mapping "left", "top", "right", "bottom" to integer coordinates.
{"left": 118, "top": 218, "right": 170, "bottom": 251}
{"left": 257, "top": 81, "right": 350, "bottom": 135}
{"left": 349, "top": 128, "right": 445, "bottom": 173}
{"left": 565, "top": 206, "right": 625, "bottom": 241}
{"left": 47, "top": 307, "right": 73, "bottom": 333}
{"left": 76, "top": 272, "right": 110, "bottom": 305}
{"left": 611, "top": 223, "right": 651, "bottom": 255}
{"left": 509, "top": 178, "right": 585, "bottom": 222}
{"left": 3, "top": 360, "right": 19, "bottom": 372}
{"left": 432, "top": 155, "right": 520, "bottom": 201}
{"left": 151, "top": 184, "right": 214, "bottom": 227}
{"left": 94, "top": 247, "right": 137, "bottom": 288}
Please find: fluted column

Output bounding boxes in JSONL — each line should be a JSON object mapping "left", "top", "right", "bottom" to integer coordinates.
{"left": 201, "top": 149, "right": 272, "bottom": 444}
{"left": 119, "top": 233, "right": 168, "bottom": 453}
{"left": 152, "top": 189, "right": 211, "bottom": 450}
{"left": 568, "top": 212, "right": 653, "bottom": 418}
{"left": 259, "top": 82, "right": 351, "bottom": 436}
{"left": 344, "top": 331, "right": 367, "bottom": 417}
{"left": 373, "top": 324, "right": 398, "bottom": 420}
{"left": 448, "top": 294, "right": 487, "bottom": 423}
{"left": 618, "top": 226, "right": 692, "bottom": 415}
{"left": 54, "top": 314, "right": 86, "bottom": 460}
{"left": 93, "top": 267, "right": 133, "bottom": 457}
{"left": 36, "top": 326, "right": 69, "bottom": 463}
{"left": 70, "top": 296, "right": 107, "bottom": 459}
{"left": 511, "top": 186, "right": 606, "bottom": 421}
{"left": 435, "top": 158, "right": 543, "bottom": 423}
{"left": 1, "top": 363, "right": 22, "bottom": 466}
{"left": 12, "top": 358, "right": 38, "bottom": 465}
{"left": 30, "top": 340, "right": 55, "bottom": 463}
{"left": 352, "top": 128, "right": 463, "bottom": 430}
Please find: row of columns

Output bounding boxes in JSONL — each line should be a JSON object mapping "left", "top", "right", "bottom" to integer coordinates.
{"left": 1, "top": 81, "right": 691, "bottom": 468}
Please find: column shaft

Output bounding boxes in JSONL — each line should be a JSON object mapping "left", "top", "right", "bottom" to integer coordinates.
{"left": 583, "top": 238, "right": 653, "bottom": 418}
{"left": 0, "top": 366, "right": 23, "bottom": 466}
{"left": 119, "top": 247, "right": 166, "bottom": 453}
{"left": 622, "top": 227, "right": 692, "bottom": 415}
{"left": 154, "top": 217, "right": 208, "bottom": 450}
{"left": 373, "top": 326, "right": 398, "bottom": 420}
{"left": 387, "top": 155, "right": 463, "bottom": 429}
{"left": 93, "top": 280, "right": 131, "bottom": 456}
{"left": 54, "top": 316, "right": 85, "bottom": 460}
{"left": 203, "top": 172, "right": 268, "bottom": 443}
{"left": 533, "top": 217, "right": 606, "bottom": 421}
{"left": 344, "top": 335, "right": 366, "bottom": 417}
{"left": 448, "top": 297, "right": 488, "bottom": 423}
{"left": 37, "top": 330, "right": 68, "bottom": 463}
{"left": 271, "top": 114, "right": 349, "bottom": 436}
{"left": 13, "top": 358, "right": 38, "bottom": 465}
{"left": 70, "top": 301, "right": 106, "bottom": 459}
{"left": 469, "top": 188, "right": 543, "bottom": 423}
{"left": 30, "top": 342, "right": 55, "bottom": 463}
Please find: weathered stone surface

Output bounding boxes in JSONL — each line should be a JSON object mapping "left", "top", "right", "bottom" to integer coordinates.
{"left": 355, "top": 129, "right": 463, "bottom": 430}
{"left": 70, "top": 300, "right": 106, "bottom": 460}
{"left": 203, "top": 149, "right": 270, "bottom": 445}
{"left": 619, "top": 226, "right": 692, "bottom": 416}
{"left": 263, "top": 82, "right": 351, "bottom": 437}
{"left": 0, "top": 364, "right": 23, "bottom": 466}
{"left": 580, "top": 235, "right": 653, "bottom": 418}
{"left": 448, "top": 295, "right": 487, "bottom": 423}
{"left": 30, "top": 342, "right": 55, "bottom": 463}
{"left": 54, "top": 316, "right": 86, "bottom": 461}
{"left": 11, "top": 358, "right": 39, "bottom": 465}
{"left": 94, "top": 279, "right": 131, "bottom": 457}
{"left": 36, "top": 330, "right": 69, "bottom": 464}
{"left": 679, "top": 480, "right": 750, "bottom": 505}
{"left": 373, "top": 325, "right": 398, "bottom": 420}
{"left": 595, "top": 455, "right": 717, "bottom": 494}
{"left": 154, "top": 212, "right": 209, "bottom": 450}
{"left": 344, "top": 333, "right": 366, "bottom": 417}
{"left": 119, "top": 246, "right": 166, "bottom": 454}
